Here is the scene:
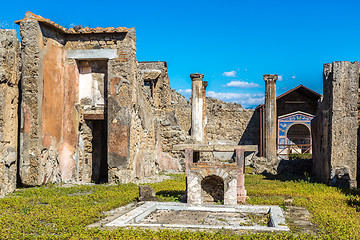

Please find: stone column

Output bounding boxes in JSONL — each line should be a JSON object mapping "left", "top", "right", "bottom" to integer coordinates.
{"left": 323, "top": 61, "right": 358, "bottom": 188}
{"left": 0, "top": 29, "right": 20, "bottom": 197}
{"left": 202, "top": 81, "right": 208, "bottom": 143}
{"left": 235, "top": 148, "right": 246, "bottom": 203}
{"left": 107, "top": 29, "right": 137, "bottom": 183}
{"left": 264, "top": 74, "right": 278, "bottom": 161}
{"left": 19, "top": 20, "right": 44, "bottom": 186}
{"left": 191, "top": 73, "right": 206, "bottom": 143}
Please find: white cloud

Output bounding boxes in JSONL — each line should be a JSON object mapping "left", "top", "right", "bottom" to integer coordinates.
{"left": 224, "top": 80, "right": 260, "bottom": 88}
{"left": 176, "top": 89, "right": 264, "bottom": 108}
{"left": 206, "top": 91, "right": 264, "bottom": 108}
{"left": 291, "top": 75, "right": 296, "bottom": 79}
{"left": 278, "top": 75, "right": 283, "bottom": 81}
{"left": 176, "top": 89, "right": 192, "bottom": 99}
{"left": 177, "top": 89, "right": 191, "bottom": 94}
{"left": 222, "top": 71, "right": 236, "bottom": 77}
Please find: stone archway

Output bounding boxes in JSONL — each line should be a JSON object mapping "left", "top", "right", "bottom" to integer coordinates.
{"left": 286, "top": 123, "right": 311, "bottom": 153}
{"left": 201, "top": 175, "right": 224, "bottom": 203}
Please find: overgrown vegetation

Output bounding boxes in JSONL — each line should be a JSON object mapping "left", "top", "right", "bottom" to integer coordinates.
{"left": 288, "top": 153, "right": 312, "bottom": 160}
{"left": 0, "top": 172, "right": 359, "bottom": 239}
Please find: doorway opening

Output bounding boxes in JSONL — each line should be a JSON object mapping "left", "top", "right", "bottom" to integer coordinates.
{"left": 89, "top": 120, "right": 108, "bottom": 183}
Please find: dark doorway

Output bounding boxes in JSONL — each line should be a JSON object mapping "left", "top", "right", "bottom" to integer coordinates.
{"left": 91, "top": 120, "right": 108, "bottom": 183}
{"left": 201, "top": 175, "right": 224, "bottom": 203}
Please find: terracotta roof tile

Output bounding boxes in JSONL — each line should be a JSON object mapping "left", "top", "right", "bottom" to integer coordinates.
{"left": 15, "top": 11, "right": 130, "bottom": 34}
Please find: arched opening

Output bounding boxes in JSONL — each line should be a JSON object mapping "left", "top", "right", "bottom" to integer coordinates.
{"left": 201, "top": 175, "right": 224, "bottom": 204}
{"left": 286, "top": 124, "right": 311, "bottom": 154}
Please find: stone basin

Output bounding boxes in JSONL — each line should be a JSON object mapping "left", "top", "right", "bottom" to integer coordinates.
{"left": 106, "top": 202, "right": 290, "bottom": 232}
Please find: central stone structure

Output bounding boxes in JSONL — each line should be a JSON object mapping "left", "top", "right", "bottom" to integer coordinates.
{"left": 174, "top": 144, "right": 257, "bottom": 205}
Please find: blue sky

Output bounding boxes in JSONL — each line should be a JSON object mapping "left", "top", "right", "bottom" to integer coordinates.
{"left": 1, "top": 0, "right": 360, "bottom": 108}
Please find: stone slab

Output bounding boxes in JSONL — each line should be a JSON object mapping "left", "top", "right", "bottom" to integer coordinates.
{"left": 210, "top": 140, "right": 237, "bottom": 160}
{"left": 66, "top": 49, "right": 118, "bottom": 60}
{"left": 173, "top": 144, "right": 258, "bottom": 152}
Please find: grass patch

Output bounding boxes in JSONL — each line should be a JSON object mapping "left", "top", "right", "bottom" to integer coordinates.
{"left": 288, "top": 153, "right": 312, "bottom": 160}
{"left": 0, "top": 173, "right": 359, "bottom": 239}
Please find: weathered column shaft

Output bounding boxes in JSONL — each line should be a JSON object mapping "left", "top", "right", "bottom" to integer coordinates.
{"left": 185, "top": 148, "right": 193, "bottom": 177}
{"left": 324, "top": 61, "right": 358, "bottom": 188}
{"left": 264, "top": 74, "right": 278, "bottom": 161}
{"left": 190, "top": 73, "right": 206, "bottom": 143}
{"left": 0, "top": 29, "right": 20, "bottom": 197}
{"left": 19, "top": 20, "right": 43, "bottom": 186}
{"left": 202, "top": 81, "right": 208, "bottom": 143}
{"left": 235, "top": 148, "right": 246, "bottom": 203}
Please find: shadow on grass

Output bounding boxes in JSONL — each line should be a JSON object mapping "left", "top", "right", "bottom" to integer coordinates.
{"left": 339, "top": 187, "right": 360, "bottom": 212}
{"left": 156, "top": 190, "right": 185, "bottom": 202}
{"left": 262, "top": 172, "right": 320, "bottom": 183}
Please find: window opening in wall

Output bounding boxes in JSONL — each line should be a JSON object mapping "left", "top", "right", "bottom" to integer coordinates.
{"left": 144, "top": 79, "right": 154, "bottom": 97}
{"left": 193, "top": 151, "right": 200, "bottom": 163}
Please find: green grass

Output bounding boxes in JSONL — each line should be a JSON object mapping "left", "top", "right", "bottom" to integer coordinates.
{"left": 288, "top": 153, "right": 312, "bottom": 160}
{"left": 0, "top": 173, "right": 359, "bottom": 239}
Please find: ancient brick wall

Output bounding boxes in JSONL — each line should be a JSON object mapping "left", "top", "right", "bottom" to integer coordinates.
{"left": 169, "top": 96, "right": 260, "bottom": 147}
{"left": 138, "top": 61, "right": 171, "bottom": 110}
{"left": 206, "top": 98, "right": 260, "bottom": 146}
{"left": 170, "top": 90, "right": 191, "bottom": 134}
{"left": 17, "top": 16, "right": 161, "bottom": 185}
{"left": 66, "top": 31, "right": 138, "bottom": 183}
{"left": 312, "top": 61, "right": 359, "bottom": 188}
{"left": 0, "top": 29, "right": 20, "bottom": 196}
{"left": 138, "top": 62, "right": 184, "bottom": 171}
{"left": 20, "top": 20, "right": 53, "bottom": 185}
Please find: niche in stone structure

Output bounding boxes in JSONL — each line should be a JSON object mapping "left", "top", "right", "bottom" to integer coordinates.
{"left": 201, "top": 175, "right": 224, "bottom": 204}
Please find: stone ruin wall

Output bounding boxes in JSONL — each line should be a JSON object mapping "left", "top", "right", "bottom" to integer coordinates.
{"left": 138, "top": 62, "right": 185, "bottom": 172}
{"left": 206, "top": 98, "right": 259, "bottom": 146}
{"left": 65, "top": 27, "right": 140, "bottom": 183}
{"left": 0, "top": 15, "right": 261, "bottom": 195}
{"left": 0, "top": 29, "right": 20, "bottom": 197}
{"left": 166, "top": 94, "right": 260, "bottom": 166}
{"left": 312, "top": 61, "right": 359, "bottom": 188}
{"left": 16, "top": 18, "right": 160, "bottom": 185}
{"left": 66, "top": 26, "right": 159, "bottom": 183}
{"left": 167, "top": 94, "right": 260, "bottom": 147}
{"left": 138, "top": 61, "right": 172, "bottom": 110}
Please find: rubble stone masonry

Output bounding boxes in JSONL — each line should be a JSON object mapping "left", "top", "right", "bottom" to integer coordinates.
{"left": 0, "top": 29, "right": 20, "bottom": 196}
{"left": 312, "top": 61, "right": 359, "bottom": 188}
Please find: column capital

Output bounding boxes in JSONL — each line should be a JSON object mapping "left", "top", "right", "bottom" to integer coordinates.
{"left": 264, "top": 74, "right": 278, "bottom": 83}
{"left": 202, "top": 81, "right": 208, "bottom": 89}
{"left": 190, "top": 73, "right": 204, "bottom": 81}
